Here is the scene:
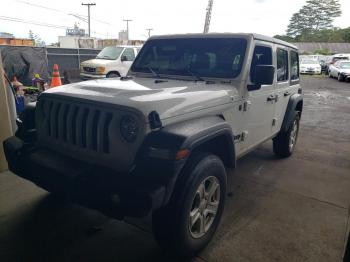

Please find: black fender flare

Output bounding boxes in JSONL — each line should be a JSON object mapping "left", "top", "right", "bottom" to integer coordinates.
{"left": 141, "top": 115, "right": 235, "bottom": 167}
{"left": 281, "top": 94, "right": 303, "bottom": 133}
{"left": 138, "top": 116, "right": 235, "bottom": 205}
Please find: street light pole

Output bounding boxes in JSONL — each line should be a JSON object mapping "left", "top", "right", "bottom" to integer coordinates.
{"left": 123, "top": 19, "right": 132, "bottom": 40}
{"left": 146, "top": 28, "right": 153, "bottom": 38}
{"left": 82, "top": 3, "right": 96, "bottom": 37}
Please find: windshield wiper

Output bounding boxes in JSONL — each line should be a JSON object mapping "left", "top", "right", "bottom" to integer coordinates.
{"left": 147, "top": 66, "right": 160, "bottom": 78}
{"left": 187, "top": 69, "right": 205, "bottom": 82}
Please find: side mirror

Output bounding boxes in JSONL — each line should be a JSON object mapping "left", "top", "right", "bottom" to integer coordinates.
{"left": 254, "top": 65, "right": 275, "bottom": 86}
{"left": 121, "top": 55, "right": 128, "bottom": 62}
{"left": 248, "top": 65, "right": 275, "bottom": 91}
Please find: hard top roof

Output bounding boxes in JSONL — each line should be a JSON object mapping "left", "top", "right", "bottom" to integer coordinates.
{"left": 149, "top": 33, "right": 298, "bottom": 50}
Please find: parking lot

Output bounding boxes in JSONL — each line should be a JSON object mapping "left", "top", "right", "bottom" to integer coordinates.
{"left": 0, "top": 75, "right": 349, "bottom": 262}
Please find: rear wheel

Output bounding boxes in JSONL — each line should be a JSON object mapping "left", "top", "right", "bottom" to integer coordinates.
{"left": 152, "top": 153, "right": 227, "bottom": 257}
{"left": 273, "top": 113, "right": 300, "bottom": 158}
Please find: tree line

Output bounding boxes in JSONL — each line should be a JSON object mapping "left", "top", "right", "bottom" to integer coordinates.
{"left": 274, "top": 0, "right": 350, "bottom": 43}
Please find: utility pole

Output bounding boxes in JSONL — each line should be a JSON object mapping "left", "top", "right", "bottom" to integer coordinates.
{"left": 123, "top": 19, "right": 132, "bottom": 40}
{"left": 203, "top": 0, "right": 214, "bottom": 33}
{"left": 81, "top": 3, "right": 96, "bottom": 37}
{"left": 146, "top": 28, "right": 153, "bottom": 38}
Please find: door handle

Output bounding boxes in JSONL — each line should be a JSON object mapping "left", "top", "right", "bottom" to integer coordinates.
{"left": 267, "top": 95, "right": 276, "bottom": 102}
{"left": 284, "top": 91, "right": 290, "bottom": 97}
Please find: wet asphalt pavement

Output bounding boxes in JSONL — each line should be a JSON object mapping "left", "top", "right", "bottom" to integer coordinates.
{"left": 0, "top": 75, "right": 349, "bottom": 262}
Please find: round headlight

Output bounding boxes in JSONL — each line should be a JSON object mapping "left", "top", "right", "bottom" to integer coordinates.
{"left": 120, "top": 115, "right": 139, "bottom": 143}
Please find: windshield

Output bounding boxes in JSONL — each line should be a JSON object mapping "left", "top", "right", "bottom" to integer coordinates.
{"left": 131, "top": 38, "right": 247, "bottom": 79}
{"left": 96, "top": 46, "right": 123, "bottom": 60}
{"left": 302, "top": 60, "right": 318, "bottom": 65}
{"left": 340, "top": 62, "right": 350, "bottom": 69}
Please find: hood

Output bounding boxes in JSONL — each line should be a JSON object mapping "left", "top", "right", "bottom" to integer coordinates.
{"left": 43, "top": 77, "right": 237, "bottom": 122}
{"left": 340, "top": 69, "right": 350, "bottom": 74}
{"left": 81, "top": 59, "right": 115, "bottom": 67}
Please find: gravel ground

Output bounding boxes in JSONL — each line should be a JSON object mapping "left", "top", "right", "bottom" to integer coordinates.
{"left": 0, "top": 75, "right": 349, "bottom": 262}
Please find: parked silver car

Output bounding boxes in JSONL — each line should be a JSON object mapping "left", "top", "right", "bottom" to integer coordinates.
{"left": 328, "top": 60, "right": 350, "bottom": 82}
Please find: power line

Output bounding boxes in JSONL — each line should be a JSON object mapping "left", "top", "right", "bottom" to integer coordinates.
{"left": 14, "top": 0, "right": 112, "bottom": 25}
{"left": 0, "top": 16, "right": 107, "bottom": 37}
{"left": 0, "top": 16, "right": 68, "bottom": 29}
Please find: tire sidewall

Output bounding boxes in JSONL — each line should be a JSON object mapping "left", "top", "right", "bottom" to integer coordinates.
{"left": 287, "top": 113, "right": 300, "bottom": 154}
{"left": 106, "top": 72, "right": 120, "bottom": 78}
{"left": 173, "top": 154, "right": 227, "bottom": 255}
{"left": 338, "top": 74, "right": 344, "bottom": 82}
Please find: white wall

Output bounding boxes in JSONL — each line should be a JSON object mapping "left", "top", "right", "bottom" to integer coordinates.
{"left": 58, "top": 36, "right": 98, "bottom": 49}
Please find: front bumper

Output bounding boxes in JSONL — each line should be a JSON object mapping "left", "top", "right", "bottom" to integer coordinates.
{"left": 300, "top": 69, "right": 321, "bottom": 74}
{"left": 3, "top": 136, "right": 166, "bottom": 218}
{"left": 340, "top": 73, "right": 350, "bottom": 80}
{"left": 80, "top": 72, "right": 106, "bottom": 80}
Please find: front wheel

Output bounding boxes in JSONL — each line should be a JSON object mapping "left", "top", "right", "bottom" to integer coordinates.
{"left": 273, "top": 113, "right": 300, "bottom": 158}
{"left": 152, "top": 153, "right": 227, "bottom": 257}
{"left": 106, "top": 72, "right": 120, "bottom": 78}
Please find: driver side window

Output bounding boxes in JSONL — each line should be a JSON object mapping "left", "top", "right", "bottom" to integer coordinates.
{"left": 250, "top": 45, "right": 273, "bottom": 83}
{"left": 122, "top": 48, "right": 136, "bottom": 61}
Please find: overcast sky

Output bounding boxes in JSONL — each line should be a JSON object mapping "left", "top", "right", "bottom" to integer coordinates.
{"left": 1, "top": 0, "right": 349, "bottom": 44}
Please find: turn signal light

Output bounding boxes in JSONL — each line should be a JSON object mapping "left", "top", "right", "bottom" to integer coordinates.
{"left": 175, "top": 149, "right": 190, "bottom": 160}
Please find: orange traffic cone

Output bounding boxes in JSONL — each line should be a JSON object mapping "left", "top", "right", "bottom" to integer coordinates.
{"left": 50, "top": 64, "right": 62, "bottom": 87}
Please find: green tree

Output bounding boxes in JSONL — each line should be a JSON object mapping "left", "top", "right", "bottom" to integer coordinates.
{"left": 287, "top": 0, "right": 342, "bottom": 37}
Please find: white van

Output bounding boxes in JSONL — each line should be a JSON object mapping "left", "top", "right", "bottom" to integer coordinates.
{"left": 80, "top": 45, "right": 141, "bottom": 79}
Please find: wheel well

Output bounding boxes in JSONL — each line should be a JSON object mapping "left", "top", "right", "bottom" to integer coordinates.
{"left": 107, "top": 71, "right": 120, "bottom": 77}
{"left": 191, "top": 134, "right": 235, "bottom": 168}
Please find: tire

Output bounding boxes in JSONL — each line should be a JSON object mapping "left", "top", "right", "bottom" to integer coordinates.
{"left": 338, "top": 74, "right": 345, "bottom": 82}
{"left": 273, "top": 113, "right": 300, "bottom": 158}
{"left": 152, "top": 153, "right": 227, "bottom": 257}
{"left": 106, "top": 72, "right": 120, "bottom": 78}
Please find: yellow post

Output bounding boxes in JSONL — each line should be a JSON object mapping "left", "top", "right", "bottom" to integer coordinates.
{"left": 0, "top": 52, "right": 15, "bottom": 171}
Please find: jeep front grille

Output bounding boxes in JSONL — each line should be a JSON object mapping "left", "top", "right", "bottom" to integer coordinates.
{"left": 38, "top": 98, "right": 114, "bottom": 154}
{"left": 36, "top": 95, "right": 144, "bottom": 172}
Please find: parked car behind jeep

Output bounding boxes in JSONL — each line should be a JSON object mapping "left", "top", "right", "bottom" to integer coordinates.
{"left": 328, "top": 60, "right": 350, "bottom": 81}
{"left": 80, "top": 45, "right": 141, "bottom": 79}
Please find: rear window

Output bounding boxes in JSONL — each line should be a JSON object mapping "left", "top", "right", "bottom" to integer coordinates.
{"left": 290, "top": 51, "right": 299, "bottom": 81}
{"left": 277, "top": 49, "right": 289, "bottom": 82}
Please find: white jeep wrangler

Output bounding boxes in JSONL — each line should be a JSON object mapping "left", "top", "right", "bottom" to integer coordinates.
{"left": 4, "top": 33, "right": 303, "bottom": 256}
